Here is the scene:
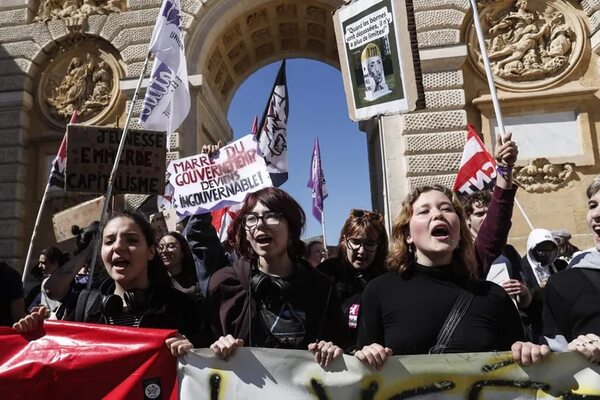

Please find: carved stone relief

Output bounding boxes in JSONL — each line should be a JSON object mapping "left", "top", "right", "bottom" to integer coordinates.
{"left": 246, "top": 10, "right": 268, "bottom": 29}
{"left": 306, "top": 5, "right": 326, "bottom": 23}
{"left": 514, "top": 157, "right": 576, "bottom": 192}
{"left": 276, "top": 4, "right": 297, "bottom": 18}
{"left": 468, "top": 0, "right": 584, "bottom": 90}
{"left": 251, "top": 28, "right": 271, "bottom": 43}
{"left": 35, "top": 0, "right": 123, "bottom": 22}
{"left": 38, "top": 44, "right": 120, "bottom": 127}
{"left": 279, "top": 22, "right": 298, "bottom": 35}
{"left": 222, "top": 24, "right": 242, "bottom": 48}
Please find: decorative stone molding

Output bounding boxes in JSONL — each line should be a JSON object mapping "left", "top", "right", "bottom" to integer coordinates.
{"left": 37, "top": 41, "right": 121, "bottom": 128}
{"left": 514, "top": 157, "right": 576, "bottom": 192}
{"left": 34, "top": 0, "right": 123, "bottom": 23}
{"left": 467, "top": 0, "right": 584, "bottom": 90}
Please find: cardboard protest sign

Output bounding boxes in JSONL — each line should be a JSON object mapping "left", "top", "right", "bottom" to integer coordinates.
{"left": 52, "top": 196, "right": 103, "bottom": 242}
{"left": 167, "top": 135, "right": 272, "bottom": 215}
{"left": 180, "top": 348, "right": 600, "bottom": 399}
{"left": 66, "top": 124, "right": 166, "bottom": 194}
{"left": 333, "top": 0, "right": 421, "bottom": 120}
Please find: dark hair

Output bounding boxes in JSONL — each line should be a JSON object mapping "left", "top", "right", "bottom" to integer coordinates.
{"left": 231, "top": 187, "right": 306, "bottom": 261}
{"left": 388, "top": 185, "right": 474, "bottom": 278}
{"left": 337, "top": 209, "right": 388, "bottom": 272}
{"left": 461, "top": 190, "right": 491, "bottom": 218}
{"left": 40, "top": 246, "right": 69, "bottom": 266}
{"left": 103, "top": 210, "right": 171, "bottom": 288}
{"left": 160, "top": 231, "right": 196, "bottom": 282}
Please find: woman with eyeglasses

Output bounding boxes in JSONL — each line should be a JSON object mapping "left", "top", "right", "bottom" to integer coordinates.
{"left": 207, "top": 187, "right": 347, "bottom": 367}
{"left": 317, "top": 209, "right": 388, "bottom": 350}
{"left": 354, "top": 185, "right": 548, "bottom": 369}
{"left": 157, "top": 215, "right": 228, "bottom": 302}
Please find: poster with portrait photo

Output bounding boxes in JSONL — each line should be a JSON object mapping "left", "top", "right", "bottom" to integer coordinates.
{"left": 334, "top": 0, "right": 419, "bottom": 121}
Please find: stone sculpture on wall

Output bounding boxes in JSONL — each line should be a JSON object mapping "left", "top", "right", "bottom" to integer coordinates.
{"left": 470, "top": 0, "right": 580, "bottom": 88}
{"left": 39, "top": 46, "right": 120, "bottom": 127}
{"left": 46, "top": 54, "right": 113, "bottom": 119}
{"left": 35, "top": 0, "right": 122, "bottom": 22}
{"left": 514, "top": 157, "right": 576, "bottom": 192}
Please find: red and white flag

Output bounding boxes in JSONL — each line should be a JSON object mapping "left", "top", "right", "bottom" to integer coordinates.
{"left": 49, "top": 112, "right": 78, "bottom": 189}
{"left": 211, "top": 203, "right": 243, "bottom": 243}
{"left": 453, "top": 124, "right": 497, "bottom": 195}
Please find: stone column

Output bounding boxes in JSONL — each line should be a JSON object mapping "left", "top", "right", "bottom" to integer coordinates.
{"left": 188, "top": 74, "right": 233, "bottom": 154}
{"left": 0, "top": 91, "right": 30, "bottom": 270}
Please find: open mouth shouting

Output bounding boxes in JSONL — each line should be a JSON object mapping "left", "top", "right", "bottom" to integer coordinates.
{"left": 430, "top": 224, "right": 451, "bottom": 241}
{"left": 111, "top": 258, "right": 130, "bottom": 271}
{"left": 254, "top": 233, "right": 274, "bottom": 247}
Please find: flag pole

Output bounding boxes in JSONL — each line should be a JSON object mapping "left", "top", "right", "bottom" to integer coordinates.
{"left": 469, "top": 0, "right": 534, "bottom": 231}
{"left": 86, "top": 51, "right": 152, "bottom": 289}
{"left": 21, "top": 181, "right": 51, "bottom": 284}
{"left": 320, "top": 211, "right": 328, "bottom": 257}
{"left": 378, "top": 116, "right": 392, "bottom": 235}
{"left": 469, "top": 0, "right": 506, "bottom": 138}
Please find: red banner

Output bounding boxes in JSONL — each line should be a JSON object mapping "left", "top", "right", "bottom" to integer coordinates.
{"left": 0, "top": 321, "right": 178, "bottom": 400}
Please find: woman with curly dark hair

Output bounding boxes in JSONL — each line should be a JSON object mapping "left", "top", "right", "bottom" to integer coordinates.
{"left": 208, "top": 187, "right": 346, "bottom": 366}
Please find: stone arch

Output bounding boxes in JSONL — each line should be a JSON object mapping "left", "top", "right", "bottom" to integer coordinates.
{"left": 186, "top": 0, "right": 341, "bottom": 110}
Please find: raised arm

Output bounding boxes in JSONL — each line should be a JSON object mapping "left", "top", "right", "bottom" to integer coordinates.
{"left": 474, "top": 133, "right": 518, "bottom": 277}
{"left": 44, "top": 246, "right": 92, "bottom": 301}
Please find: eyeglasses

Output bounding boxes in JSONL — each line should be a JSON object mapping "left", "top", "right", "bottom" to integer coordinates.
{"left": 350, "top": 209, "right": 383, "bottom": 222}
{"left": 157, "top": 243, "right": 179, "bottom": 252}
{"left": 243, "top": 211, "right": 283, "bottom": 229}
{"left": 346, "top": 237, "right": 378, "bottom": 252}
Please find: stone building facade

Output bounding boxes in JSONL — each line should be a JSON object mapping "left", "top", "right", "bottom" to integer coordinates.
{"left": 0, "top": 0, "right": 599, "bottom": 270}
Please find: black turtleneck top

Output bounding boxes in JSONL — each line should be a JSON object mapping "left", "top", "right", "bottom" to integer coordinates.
{"left": 357, "top": 263, "right": 524, "bottom": 355}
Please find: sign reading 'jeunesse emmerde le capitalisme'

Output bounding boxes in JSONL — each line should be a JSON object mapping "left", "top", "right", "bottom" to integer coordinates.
{"left": 167, "top": 134, "right": 272, "bottom": 215}
{"left": 66, "top": 124, "right": 166, "bottom": 194}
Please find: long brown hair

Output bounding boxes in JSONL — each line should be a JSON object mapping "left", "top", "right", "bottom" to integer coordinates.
{"left": 387, "top": 185, "right": 474, "bottom": 277}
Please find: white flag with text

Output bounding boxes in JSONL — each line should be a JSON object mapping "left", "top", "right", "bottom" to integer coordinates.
{"left": 139, "top": 0, "right": 190, "bottom": 140}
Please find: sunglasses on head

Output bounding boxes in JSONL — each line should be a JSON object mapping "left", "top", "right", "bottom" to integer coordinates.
{"left": 350, "top": 209, "right": 383, "bottom": 222}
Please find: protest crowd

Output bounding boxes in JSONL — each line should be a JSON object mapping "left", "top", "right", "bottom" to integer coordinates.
{"left": 3, "top": 129, "right": 600, "bottom": 376}
{"left": 1, "top": 0, "right": 600, "bottom": 397}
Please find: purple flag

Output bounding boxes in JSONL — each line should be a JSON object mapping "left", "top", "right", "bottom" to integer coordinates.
{"left": 307, "top": 138, "right": 328, "bottom": 223}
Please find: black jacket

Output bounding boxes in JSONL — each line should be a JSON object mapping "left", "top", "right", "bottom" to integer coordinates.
{"left": 83, "top": 279, "right": 212, "bottom": 348}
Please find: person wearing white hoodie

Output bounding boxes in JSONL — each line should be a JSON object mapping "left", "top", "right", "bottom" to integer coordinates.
{"left": 542, "top": 178, "right": 600, "bottom": 362}
{"left": 520, "top": 228, "right": 559, "bottom": 343}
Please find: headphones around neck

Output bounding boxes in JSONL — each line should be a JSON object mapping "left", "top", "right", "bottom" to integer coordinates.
{"left": 250, "top": 269, "right": 292, "bottom": 302}
{"left": 101, "top": 288, "right": 147, "bottom": 317}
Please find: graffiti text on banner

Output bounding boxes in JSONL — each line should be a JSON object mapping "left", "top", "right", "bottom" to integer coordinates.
{"left": 179, "top": 348, "right": 600, "bottom": 400}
